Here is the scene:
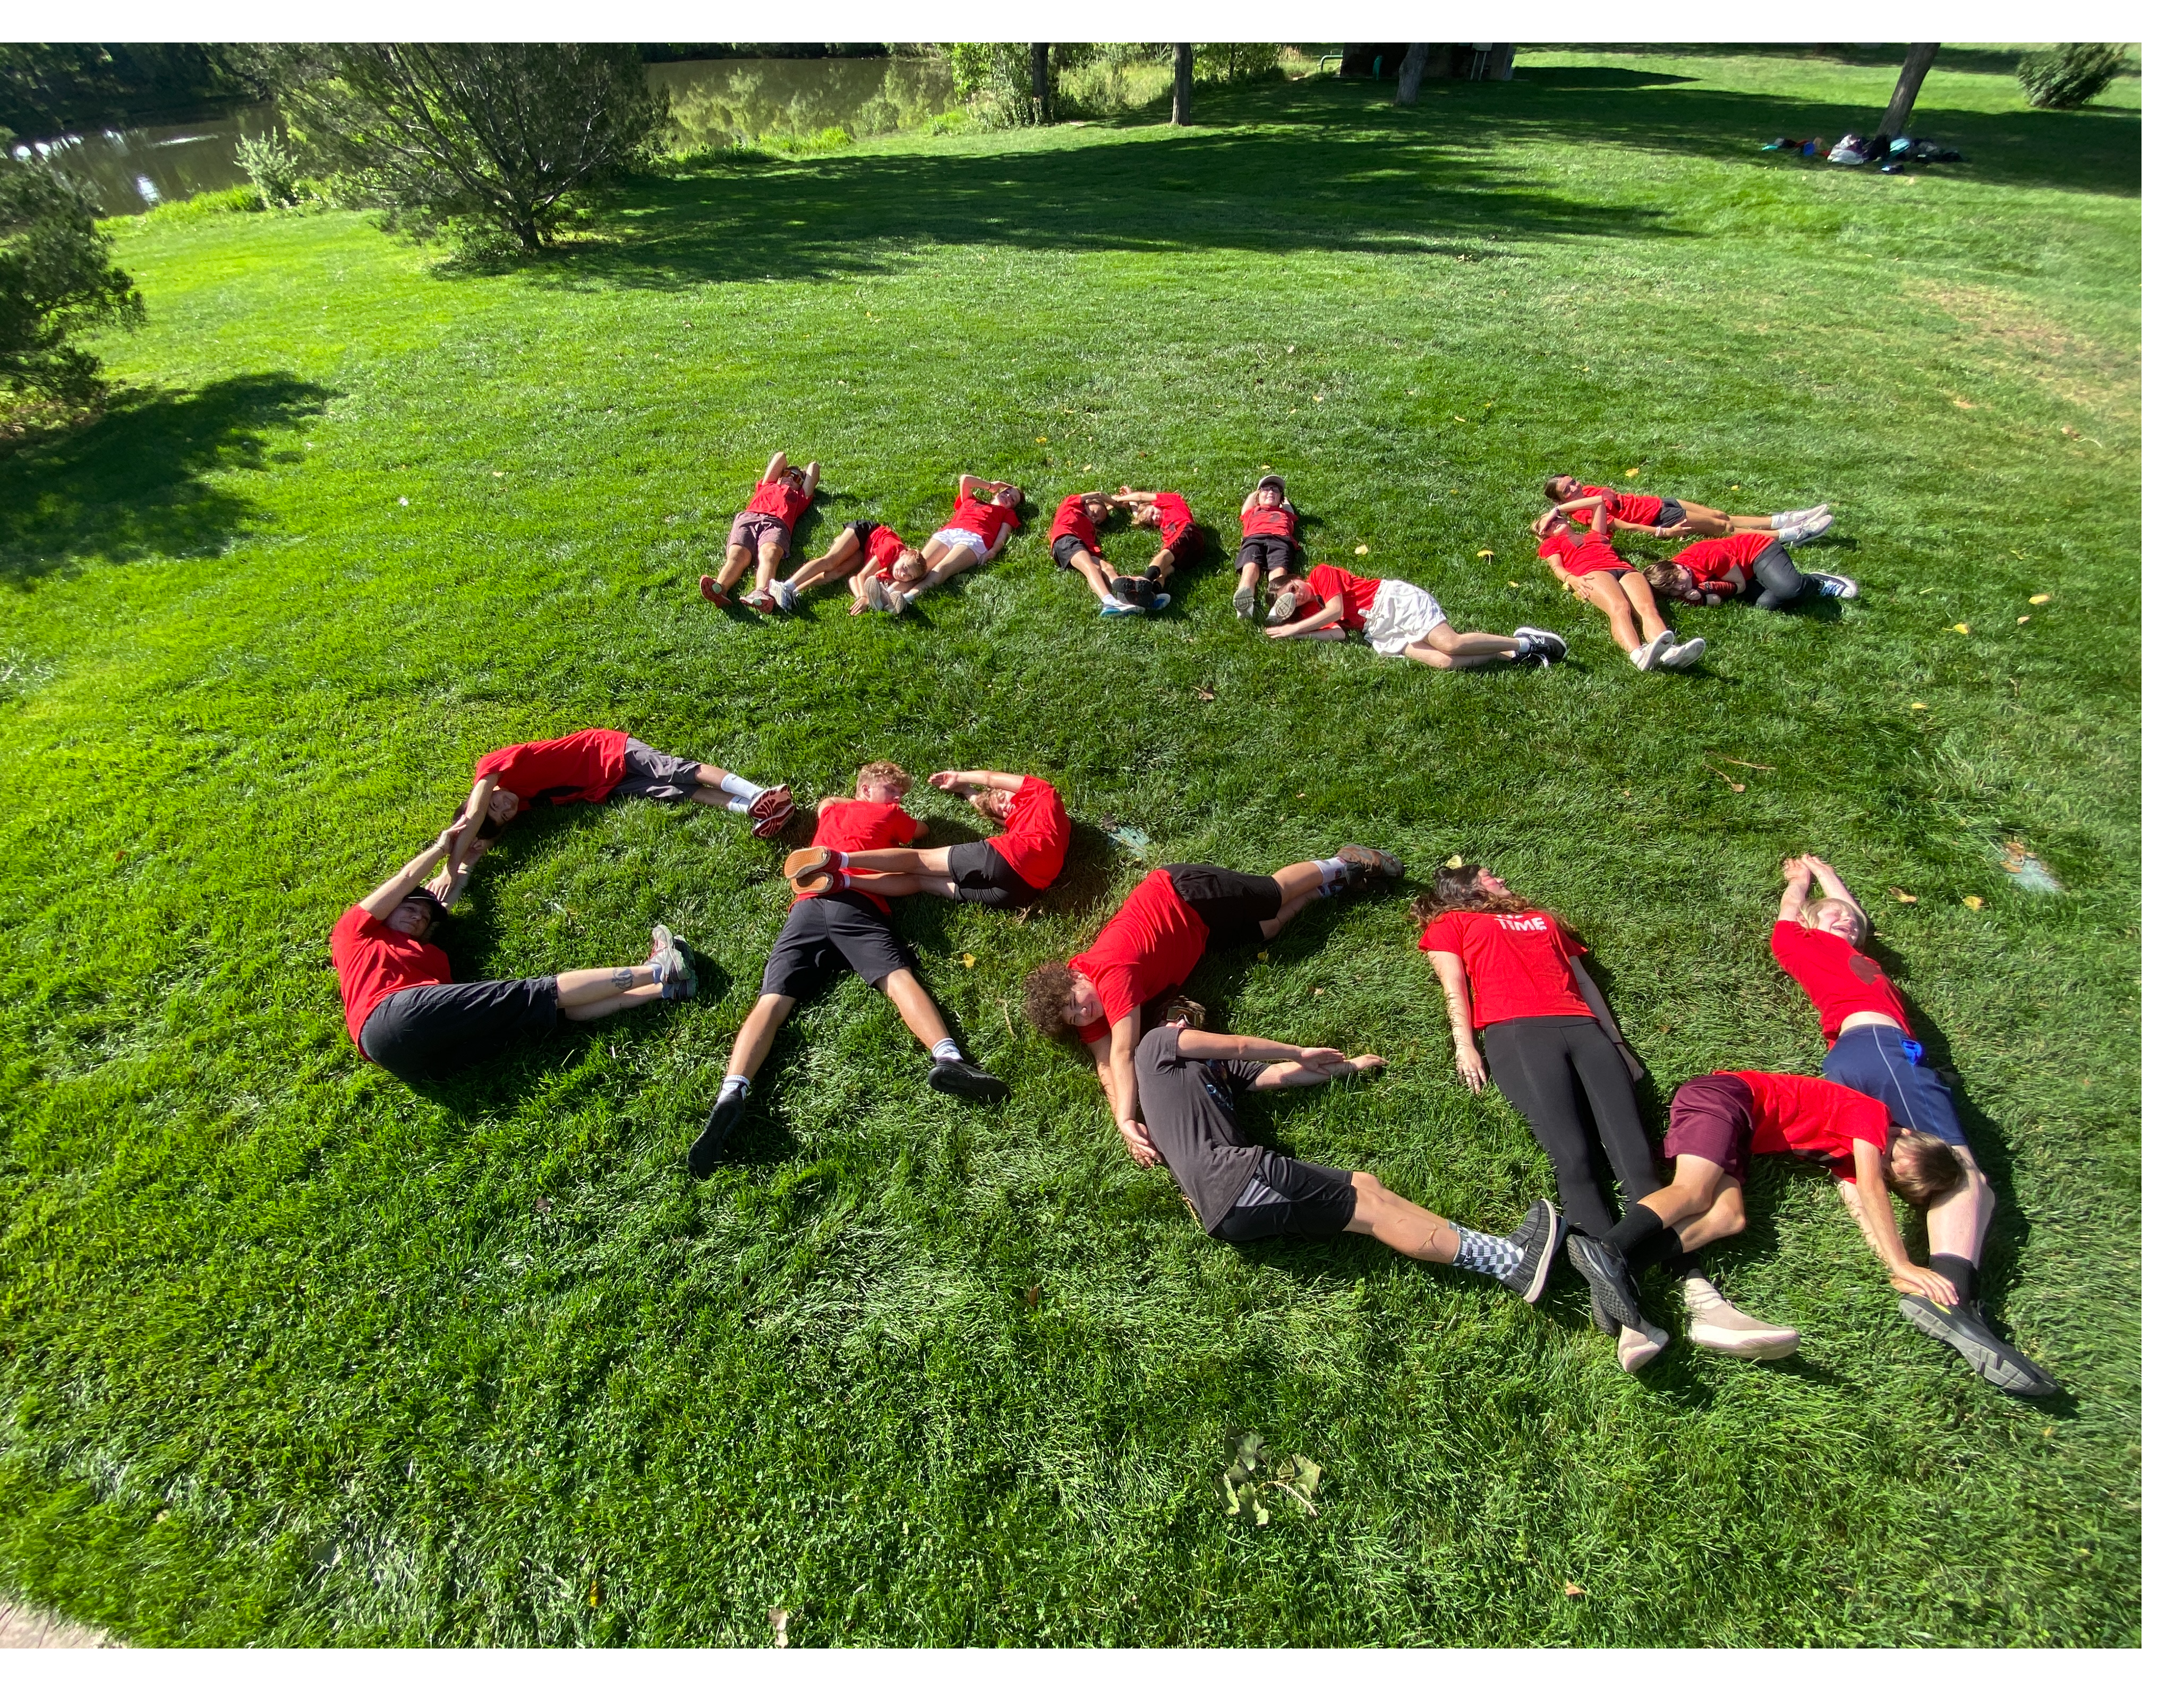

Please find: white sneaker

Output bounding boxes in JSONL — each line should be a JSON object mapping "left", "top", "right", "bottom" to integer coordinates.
{"left": 1680, "top": 1274, "right": 1801, "bottom": 1359}
{"left": 1811, "top": 571, "right": 1858, "bottom": 600}
{"left": 1618, "top": 1317, "right": 1669, "bottom": 1372}
{"left": 1630, "top": 630, "right": 1673, "bottom": 671}
{"left": 1777, "top": 512, "right": 1835, "bottom": 546}
{"left": 870, "top": 580, "right": 903, "bottom": 614}
{"left": 1232, "top": 579, "right": 1257, "bottom": 620}
{"left": 1657, "top": 636, "right": 1707, "bottom": 671}
{"left": 770, "top": 579, "right": 798, "bottom": 612}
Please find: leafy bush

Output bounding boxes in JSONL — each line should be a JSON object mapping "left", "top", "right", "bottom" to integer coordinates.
{"left": 948, "top": 42, "right": 1040, "bottom": 127}
{"left": 142, "top": 183, "right": 263, "bottom": 224}
{"left": 2016, "top": 43, "right": 2132, "bottom": 109}
{"left": 0, "top": 140, "right": 142, "bottom": 407}
{"left": 235, "top": 131, "right": 306, "bottom": 208}
{"left": 268, "top": 44, "right": 668, "bottom": 253}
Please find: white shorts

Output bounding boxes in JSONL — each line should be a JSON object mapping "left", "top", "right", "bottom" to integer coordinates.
{"left": 1361, "top": 578, "right": 1448, "bottom": 656}
{"left": 931, "top": 527, "right": 995, "bottom": 563}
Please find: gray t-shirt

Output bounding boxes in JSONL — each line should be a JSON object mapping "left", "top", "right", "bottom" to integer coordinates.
{"left": 1132, "top": 1023, "right": 1269, "bottom": 1231}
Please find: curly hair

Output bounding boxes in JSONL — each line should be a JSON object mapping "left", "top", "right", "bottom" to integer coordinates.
{"left": 855, "top": 761, "right": 913, "bottom": 799}
{"left": 1887, "top": 1131, "right": 1968, "bottom": 1207}
{"left": 1407, "top": 862, "right": 1546, "bottom": 926}
{"left": 1022, "top": 959, "right": 1080, "bottom": 1039}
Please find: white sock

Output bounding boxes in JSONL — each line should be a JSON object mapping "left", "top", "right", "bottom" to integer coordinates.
{"left": 931, "top": 1037, "right": 963, "bottom": 1064}
{"left": 1313, "top": 857, "right": 1346, "bottom": 888}
{"left": 718, "top": 1073, "right": 749, "bottom": 1103}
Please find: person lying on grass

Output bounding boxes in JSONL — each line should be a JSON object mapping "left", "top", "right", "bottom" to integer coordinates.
{"left": 1541, "top": 474, "right": 1833, "bottom": 545}
{"left": 687, "top": 761, "right": 1008, "bottom": 1178}
{"left": 1565, "top": 1069, "right": 1967, "bottom": 1372}
{"left": 1233, "top": 473, "right": 1303, "bottom": 620}
{"left": 1773, "top": 854, "right": 2056, "bottom": 1395}
{"left": 866, "top": 474, "right": 1025, "bottom": 615}
{"left": 784, "top": 767, "right": 1068, "bottom": 909}
{"left": 1129, "top": 998, "right": 1560, "bottom": 1299}
{"left": 436, "top": 729, "right": 791, "bottom": 901}
{"left": 1642, "top": 533, "right": 1857, "bottom": 612}
{"left": 1533, "top": 509, "right": 1704, "bottom": 672}
{"left": 1264, "top": 559, "right": 1568, "bottom": 671}
{"left": 332, "top": 821, "right": 694, "bottom": 1090}
{"left": 1022, "top": 848, "right": 1404, "bottom": 1168}
{"left": 1050, "top": 490, "right": 1166, "bottom": 618}
{"left": 700, "top": 451, "right": 817, "bottom": 611}
{"left": 1412, "top": 859, "right": 1793, "bottom": 1370}
{"left": 1110, "top": 486, "right": 1204, "bottom": 610}
{"left": 755, "top": 518, "right": 911, "bottom": 614}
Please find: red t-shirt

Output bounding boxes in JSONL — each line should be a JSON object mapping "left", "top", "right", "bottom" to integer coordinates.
{"left": 1241, "top": 499, "right": 1299, "bottom": 540}
{"left": 1538, "top": 527, "right": 1626, "bottom": 577}
{"left": 475, "top": 729, "right": 629, "bottom": 808}
{"left": 802, "top": 798, "right": 919, "bottom": 913}
{"left": 1302, "top": 562, "right": 1381, "bottom": 632}
{"left": 947, "top": 494, "right": 1023, "bottom": 550}
{"left": 1151, "top": 492, "right": 1194, "bottom": 549}
{"left": 1417, "top": 909, "right": 1593, "bottom": 1026}
{"left": 329, "top": 904, "right": 452, "bottom": 1046}
{"left": 1733, "top": 1070, "right": 1891, "bottom": 1182}
{"left": 1674, "top": 531, "right": 1776, "bottom": 584}
{"left": 1570, "top": 485, "right": 1665, "bottom": 528}
{"left": 865, "top": 524, "right": 911, "bottom": 573}
{"left": 746, "top": 477, "right": 811, "bottom": 526}
{"left": 1049, "top": 494, "right": 1104, "bottom": 554}
{"left": 991, "top": 775, "right": 1070, "bottom": 889}
{"left": 1770, "top": 920, "right": 1912, "bottom": 1044}
{"left": 1069, "top": 869, "right": 1208, "bottom": 1044}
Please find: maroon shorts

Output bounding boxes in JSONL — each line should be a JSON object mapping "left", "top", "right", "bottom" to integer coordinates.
{"left": 1157, "top": 524, "right": 1205, "bottom": 566}
{"left": 1662, "top": 1072, "right": 1756, "bottom": 1182}
{"left": 728, "top": 510, "right": 789, "bottom": 554}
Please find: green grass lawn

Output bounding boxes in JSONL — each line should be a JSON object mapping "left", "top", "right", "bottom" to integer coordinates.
{"left": 0, "top": 48, "right": 2138, "bottom": 1645}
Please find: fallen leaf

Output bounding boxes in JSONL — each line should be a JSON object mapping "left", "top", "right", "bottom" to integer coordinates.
{"left": 1729, "top": 484, "right": 1741, "bottom": 492}
{"left": 1354, "top": 544, "right": 1370, "bottom": 555}
{"left": 1313, "top": 987, "right": 1324, "bottom": 996}
{"left": 1953, "top": 397, "right": 1975, "bottom": 409}
{"left": 1507, "top": 580, "right": 1520, "bottom": 587}
{"left": 1082, "top": 463, "right": 1095, "bottom": 472}
{"left": 1565, "top": 1583, "right": 1586, "bottom": 1598}
{"left": 1451, "top": 415, "right": 1466, "bottom": 423}
{"left": 1891, "top": 888, "right": 1917, "bottom": 903}
{"left": 397, "top": 496, "right": 408, "bottom": 506}
{"left": 1035, "top": 435, "right": 1047, "bottom": 443}
{"left": 1704, "top": 764, "right": 1745, "bottom": 792}
{"left": 1910, "top": 702, "right": 1928, "bottom": 710}
{"left": 1721, "top": 759, "right": 1776, "bottom": 771}
{"left": 590, "top": 1579, "right": 601, "bottom": 1607}
{"left": 2018, "top": 616, "right": 2032, "bottom": 625}
{"left": 1196, "top": 688, "right": 1216, "bottom": 702}
{"left": 961, "top": 954, "right": 976, "bottom": 968}
{"left": 492, "top": 469, "right": 505, "bottom": 477}
{"left": 1963, "top": 895, "right": 1985, "bottom": 910}
{"left": 1285, "top": 346, "right": 1295, "bottom": 354}
{"left": 1025, "top": 1284, "right": 1041, "bottom": 1310}
{"left": 2029, "top": 593, "right": 2051, "bottom": 605}
{"left": 1478, "top": 548, "right": 1495, "bottom": 558}
{"left": 1314, "top": 394, "right": 1325, "bottom": 403}
{"left": 1257, "top": 950, "right": 1269, "bottom": 961}
{"left": 1952, "top": 623, "right": 1970, "bottom": 635}
{"left": 2061, "top": 425, "right": 2080, "bottom": 438}
{"left": 1261, "top": 463, "right": 1272, "bottom": 470}
{"left": 769, "top": 1606, "right": 790, "bottom": 1647}
{"left": 1625, "top": 467, "right": 1641, "bottom": 477}
{"left": 533, "top": 1197, "right": 552, "bottom": 1216}
{"left": 1445, "top": 853, "right": 1465, "bottom": 868}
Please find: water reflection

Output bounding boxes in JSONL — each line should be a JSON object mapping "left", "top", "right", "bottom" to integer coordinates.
{"left": 15, "top": 56, "right": 961, "bottom": 218}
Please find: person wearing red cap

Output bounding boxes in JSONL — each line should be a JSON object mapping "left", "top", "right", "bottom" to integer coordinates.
{"left": 701, "top": 451, "right": 818, "bottom": 611}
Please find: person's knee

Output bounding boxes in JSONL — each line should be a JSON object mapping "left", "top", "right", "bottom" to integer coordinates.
{"left": 1718, "top": 1189, "right": 1747, "bottom": 1233}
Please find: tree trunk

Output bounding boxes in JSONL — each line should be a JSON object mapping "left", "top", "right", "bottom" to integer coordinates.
{"left": 1172, "top": 43, "right": 1192, "bottom": 125}
{"left": 1877, "top": 43, "right": 1939, "bottom": 141}
{"left": 1029, "top": 42, "right": 1048, "bottom": 124}
{"left": 1395, "top": 42, "right": 1428, "bottom": 105}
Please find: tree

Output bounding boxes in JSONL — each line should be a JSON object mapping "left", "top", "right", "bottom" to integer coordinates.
{"left": 2017, "top": 44, "right": 2131, "bottom": 110}
{"left": 1876, "top": 43, "right": 1940, "bottom": 142}
{"left": 1029, "top": 42, "right": 1048, "bottom": 124}
{"left": 0, "top": 140, "right": 142, "bottom": 407}
{"left": 1172, "top": 42, "right": 1192, "bottom": 126}
{"left": 271, "top": 44, "right": 668, "bottom": 253}
{"left": 1395, "top": 42, "right": 1428, "bottom": 105}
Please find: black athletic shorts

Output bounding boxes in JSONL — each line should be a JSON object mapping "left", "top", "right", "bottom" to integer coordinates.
{"left": 1210, "top": 1149, "right": 1359, "bottom": 1242}
{"left": 1656, "top": 498, "right": 1688, "bottom": 530}
{"left": 946, "top": 839, "right": 1035, "bottom": 908}
{"left": 760, "top": 891, "right": 915, "bottom": 1000}
{"left": 359, "top": 976, "right": 561, "bottom": 1086}
{"left": 849, "top": 518, "right": 884, "bottom": 549}
{"left": 1052, "top": 534, "right": 1100, "bottom": 570}
{"left": 1164, "top": 862, "right": 1284, "bottom": 945}
{"left": 1236, "top": 534, "right": 1298, "bottom": 576}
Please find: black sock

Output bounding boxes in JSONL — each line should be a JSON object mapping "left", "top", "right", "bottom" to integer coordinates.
{"left": 1604, "top": 1207, "right": 1666, "bottom": 1259}
{"left": 1658, "top": 1249, "right": 1702, "bottom": 1279}
{"left": 1931, "top": 1253, "right": 1979, "bottom": 1305}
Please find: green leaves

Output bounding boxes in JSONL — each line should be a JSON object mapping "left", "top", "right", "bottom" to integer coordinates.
{"left": 1222, "top": 1432, "right": 1321, "bottom": 1527}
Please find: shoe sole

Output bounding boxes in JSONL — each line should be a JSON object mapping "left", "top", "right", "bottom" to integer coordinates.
{"left": 1690, "top": 1321, "right": 1801, "bottom": 1359}
{"left": 1511, "top": 1202, "right": 1563, "bottom": 1303}
{"left": 1232, "top": 588, "right": 1256, "bottom": 618}
{"left": 699, "top": 577, "right": 736, "bottom": 611}
{"left": 1898, "top": 1297, "right": 2059, "bottom": 1396}
{"left": 1337, "top": 845, "right": 1404, "bottom": 883}
{"left": 1618, "top": 1324, "right": 1668, "bottom": 1372}
{"left": 928, "top": 1065, "right": 1010, "bottom": 1102}
{"left": 782, "top": 847, "right": 832, "bottom": 891}
{"left": 748, "top": 789, "right": 795, "bottom": 838}
{"left": 1566, "top": 1236, "right": 1647, "bottom": 1330}
{"left": 650, "top": 924, "right": 689, "bottom": 986}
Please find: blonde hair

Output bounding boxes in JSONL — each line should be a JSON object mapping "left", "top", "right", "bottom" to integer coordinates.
{"left": 969, "top": 789, "right": 1010, "bottom": 823}
{"left": 1803, "top": 896, "right": 1871, "bottom": 946}
{"left": 888, "top": 553, "right": 928, "bottom": 585}
{"left": 856, "top": 761, "right": 912, "bottom": 800}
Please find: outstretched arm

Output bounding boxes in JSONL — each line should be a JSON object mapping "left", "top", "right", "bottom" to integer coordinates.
{"left": 1804, "top": 855, "right": 1868, "bottom": 929}
{"left": 802, "top": 461, "right": 820, "bottom": 497}
{"left": 1427, "top": 951, "right": 1488, "bottom": 1093}
{"left": 1568, "top": 956, "right": 1645, "bottom": 1083}
{"left": 440, "top": 773, "right": 500, "bottom": 904}
{"left": 1090, "top": 1008, "right": 1154, "bottom": 1165}
{"left": 760, "top": 451, "right": 789, "bottom": 484}
{"left": 929, "top": 769, "right": 1027, "bottom": 795}
{"left": 1267, "top": 593, "right": 1344, "bottom": 638}
{"left": 1850, "top": 1139, "right": 1958, "bottom": 1304}
{"left": 1172, "top": 1030, "right": 1384, "bottom": 1088}
{"left": 1779, "top": 856, "right": 1816, "bottom": 923}
{"left": 360, "top": 823, "right": 466, "bottom": 923}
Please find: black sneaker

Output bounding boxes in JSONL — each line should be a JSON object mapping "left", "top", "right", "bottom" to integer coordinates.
{"left": 662, "top": 938, "right": 698, "bottom": 1003}
{"left": 1335, "top": 844, "right": 1404, "bottom": 887}
{"left": 1497, "top": 1197, "right": 1563, "bottom": 1304}
{"left": 1513, "top": 625, "right": 1568, "bottom": 663}
{"left": 1898, "top": 1295, "right": 2059, "bottom": 1397}
{"left": 927, "top": 1056, "right": 1010, "bottom": 1101}
{"left": 1566, "top": 1234, "right": 1648, "bottom": 1330}
{"left": 1588, "top": 1288, "right": 1618, "bottom": 1335}
{"left": 687, "top": 1087, "right": 744, "bottom": 1178}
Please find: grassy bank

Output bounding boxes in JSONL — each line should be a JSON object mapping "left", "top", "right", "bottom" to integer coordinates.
{"left": 0, "top": 49, "right": 2138, "bottom": 1644}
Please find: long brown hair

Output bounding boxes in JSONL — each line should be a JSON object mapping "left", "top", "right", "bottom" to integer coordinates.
{"left": 1409, "top": 862, "right": 1547, "bottom": 926}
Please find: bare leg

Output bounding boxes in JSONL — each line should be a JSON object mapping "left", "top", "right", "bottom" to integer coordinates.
{"left": 1344, "top": 1173, "right": 1468, "bottom": 1264}
{"left": 1633, "top": 1155, "right": 1742, "bottom": 1246}
{"left": 879, "top": 968, "right": 948, "bottom": 1048}
{"left": 822, "top": 870, "right": 955, "bottom": 900}
{"left": 716, "top": 542, "right": 757, "bottom": 591}
{"left": 556, "top": 962, "right": 668, "bottom": 1021}
{"left": 918, "top": 542, "right": 985, "bottom": 594}
{"left": 833, "top": 846, "right": 956, "bottom": 875}
{"left": 726, "top": 992, "right": 797, "bottom": 1081}
{"left": 1412, "top": 623, "right": 1519, "bottom": 671}
{"left": 747, "top": 539, "right": 790, "bottom": 599}
{"left": 1615, "top": 571, "right": 1671, "bottom": 642}
{"left": 788, "top": 528, "right": 866, "bottom": 592}
{"left": 1258, "top": 860, "right": 1334, "bottom": 939}
{"left": 1924, "top": 1146, "right": 1995, "bottom": 1265}
{"left": 1580, "top": 575, "right": 1644, "bottom": 653}
{"left": 1069, "top": 555, "right": 1116, "bottom": 605}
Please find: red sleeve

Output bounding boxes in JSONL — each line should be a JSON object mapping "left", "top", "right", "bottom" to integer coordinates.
{"left": 1554, "top": 917, "right": 1589, "bottom": 958}
{"left": 886, "top": 804, "right": 918, "bottom": 846}
{"left": 1417, "top": 912, "right": 1466, "bottom": 954}
{"left": 999, "top": 503, "right": 1022, "bottom": 532}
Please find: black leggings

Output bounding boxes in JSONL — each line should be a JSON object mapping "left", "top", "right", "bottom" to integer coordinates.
{"left": 1745, "top": 539, "right": 1819, "bottom": 612}
{"left": 1482, "top": 1015, "right": 1660, "bottom": 1239}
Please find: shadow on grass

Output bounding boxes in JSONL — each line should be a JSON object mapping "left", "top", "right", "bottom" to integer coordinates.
{"left": 0, "top": 373, "right": 334, "bottom": 587}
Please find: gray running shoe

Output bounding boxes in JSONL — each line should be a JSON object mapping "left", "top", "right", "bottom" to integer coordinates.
{"left": 1267, "top": 588, "right": 1299, "bottom": 625}
{"left": 1232, "top": 579, "right": 1257, "bottom": 619}
{"left": 770, "top": 578, "right": 799, "bottom": 612}
{"left": 1777, "top": 512, "right": 1836, "bottom": 546}
{"left": 1566, "top": 1234, "right": 1648, "bottom": 1330}
{"left": 1898, "top": 1295, "right": 2059, "bottom": 1397}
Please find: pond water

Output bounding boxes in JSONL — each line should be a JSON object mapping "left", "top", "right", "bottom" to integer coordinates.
{"left": 15, "top": 56, "right": 960, "bottom": 218}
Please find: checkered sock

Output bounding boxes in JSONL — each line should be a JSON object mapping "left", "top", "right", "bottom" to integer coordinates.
{"left": 1453, "top": 1226, "right": 1521, "bottom": 1280}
